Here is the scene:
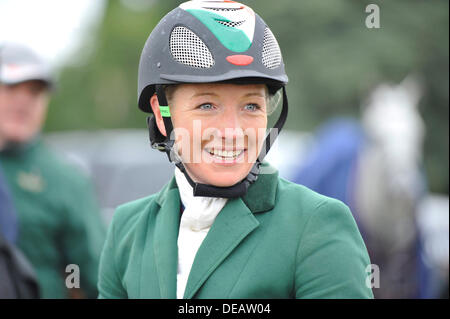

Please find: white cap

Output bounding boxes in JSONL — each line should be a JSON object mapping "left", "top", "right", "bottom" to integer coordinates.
{"left": 0, "top": 42, "right": 53, "bottom": 87}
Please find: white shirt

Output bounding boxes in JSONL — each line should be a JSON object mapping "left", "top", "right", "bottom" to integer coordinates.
{"left": 174, "top": 167, "right": 228, "bottom": 299}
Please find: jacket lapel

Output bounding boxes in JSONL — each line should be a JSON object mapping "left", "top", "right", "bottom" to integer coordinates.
{"left": 146, "top": 178, "right": 180, "bottom": 298}
{"left": 183, "top": 197, "right": 260, "bottom": 299}
{"left": 143, "top": 162, "right": 279, "bottom": 299}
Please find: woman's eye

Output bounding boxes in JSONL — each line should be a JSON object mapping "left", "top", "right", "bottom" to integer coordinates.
{"left": 198, "top": 103, "right": 214, "bottom": 110}
{"left": 244, "top": 103, "right": 260, "bottom": 111}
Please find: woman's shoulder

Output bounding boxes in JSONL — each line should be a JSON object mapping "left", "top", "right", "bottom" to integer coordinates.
{"left": 275, "top": 177, "right": 373, "bottom": 298}
{"left": 277, "top": 176, "right": 350, "bottom": 214}
{"left": 109, "top": 175, "right": 178, "bottom": 241}
{"left": 274, "top": 177, "right": 357, "bottom": 234}
{"left": 114, "top": 174, "right": 178, "bottom": 216}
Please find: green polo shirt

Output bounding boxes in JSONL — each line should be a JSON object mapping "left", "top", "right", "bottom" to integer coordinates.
{"left": 0, "top": 139, "right": 106, "bottom": 298}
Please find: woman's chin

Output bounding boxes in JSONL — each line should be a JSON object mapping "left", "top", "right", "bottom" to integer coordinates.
{"left": 196, "top": 173, "right": 244, "bottom": 187}
{"left": 184, "top": 165, "right": 248, "bottom": 188}
{"left": 205, "top": 177, "right": 242, "bottom": 187}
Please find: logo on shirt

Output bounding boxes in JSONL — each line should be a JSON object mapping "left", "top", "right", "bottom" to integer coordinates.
{"left": 17, "top": 170, "right": 45, "bottom": 193}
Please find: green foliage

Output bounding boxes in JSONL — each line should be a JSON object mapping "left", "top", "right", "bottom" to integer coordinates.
{"left": 45, "top": 0, "right": 448, "bottom": 193}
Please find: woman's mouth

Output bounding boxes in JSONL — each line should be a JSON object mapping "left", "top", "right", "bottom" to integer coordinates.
{"left": 203, "top": 147, "right": 246, "bottom": 163}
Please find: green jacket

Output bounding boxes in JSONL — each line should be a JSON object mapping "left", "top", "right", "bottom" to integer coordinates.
{"left": 0, "top": 139, "right": 106, "bottom": 298}
{"left": 98, "top": 163, "right": 373, "bottom": 299}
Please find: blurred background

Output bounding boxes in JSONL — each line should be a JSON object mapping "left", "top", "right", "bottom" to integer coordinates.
{"left": 1, "top": 0, "right": 448, "bottom": 299}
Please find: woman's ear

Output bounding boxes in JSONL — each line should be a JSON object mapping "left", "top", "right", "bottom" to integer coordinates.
{"left": 150, "top": 94, "right": 167, "bottom": 137}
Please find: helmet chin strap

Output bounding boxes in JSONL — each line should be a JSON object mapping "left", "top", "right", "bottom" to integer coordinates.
{"left": 148, "top": 85, "right": 288, "bottom": 198}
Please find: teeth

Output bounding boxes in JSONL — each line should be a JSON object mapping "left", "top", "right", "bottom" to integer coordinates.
{"left": 207, "top": 149, "right": 243, "bottom": 158}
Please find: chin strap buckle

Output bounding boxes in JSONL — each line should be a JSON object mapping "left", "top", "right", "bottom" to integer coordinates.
{"left": 246, "top": 160, "right": 261, "bottom": 185}
{"left": 151, "top": 142, "right": 167, "bottom": 151}
{"left": 150, "top": 138, "right": 182, "bottom": 164}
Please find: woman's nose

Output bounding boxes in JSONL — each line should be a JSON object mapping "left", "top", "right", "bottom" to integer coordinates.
{"left": 200, "top": 106, "right": 245, "bottom": 150}
{"left": 220, "top": 105, "right": 241, "bottom": 128}
{"left": 215, "top": 107, "right": 244, "bottom": 140}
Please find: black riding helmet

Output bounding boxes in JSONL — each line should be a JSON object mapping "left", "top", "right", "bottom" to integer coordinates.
{"left": 138, "top": 0, "right": 289, "bottom": 198}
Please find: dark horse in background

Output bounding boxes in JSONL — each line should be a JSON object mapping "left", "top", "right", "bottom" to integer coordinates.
{"left": 292, "top": 76, "right": 448, "bottom": 298}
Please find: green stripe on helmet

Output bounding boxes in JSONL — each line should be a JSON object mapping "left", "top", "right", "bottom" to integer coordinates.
{"left": 186, "top": 9, "right": 251, "bottom": 53}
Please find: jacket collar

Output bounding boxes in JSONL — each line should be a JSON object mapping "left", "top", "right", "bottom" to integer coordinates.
{"left": 241, "top": 162, "right": 278, "bottom": 213}
{"left": 155, "top": 161, "right": 278, "bottom": 214}
{"left": 156, "top": 175, "right": 178, "bottom": 207}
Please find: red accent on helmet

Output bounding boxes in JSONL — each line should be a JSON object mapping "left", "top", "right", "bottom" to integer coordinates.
{"left": 226, "top": 55, "right": 254, "bottom": 66}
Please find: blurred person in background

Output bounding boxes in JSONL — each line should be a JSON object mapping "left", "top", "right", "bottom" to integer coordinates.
{"left": 0, "top": 42, "right": 106, "bottom": 298}
{"left": 1, "top": 164, "right": 40, "bottom": 298}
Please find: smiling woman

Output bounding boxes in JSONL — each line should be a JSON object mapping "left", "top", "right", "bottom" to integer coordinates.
{"left": 151, "top": 83, "right": 268, "bottom": 187}
{"left": 98, "top": 0, "right": 374, "bottom": 300}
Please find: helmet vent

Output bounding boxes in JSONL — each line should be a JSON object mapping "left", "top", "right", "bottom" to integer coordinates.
{"left": 215, "top": 19, "right": 245, "bottom": 28}
{"left": 262, "top": 28, "right": 282, "bottom": 69}
{"left": 170, "top": 26, "right": 215, "bottom": 68}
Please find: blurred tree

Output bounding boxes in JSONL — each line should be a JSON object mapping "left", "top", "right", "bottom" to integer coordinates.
{"left": 45, "top": 0, "right": 448, "bottom": 194}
